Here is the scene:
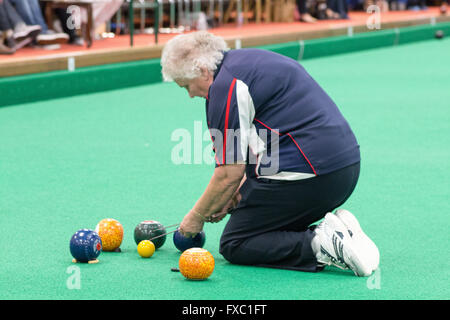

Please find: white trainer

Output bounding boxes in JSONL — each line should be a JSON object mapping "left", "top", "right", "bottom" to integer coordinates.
{"left": 334, "top": 209, "right": 380, "bottom": 272}
{"left": 314, "top": 212, "right": 373, "bottom": 277}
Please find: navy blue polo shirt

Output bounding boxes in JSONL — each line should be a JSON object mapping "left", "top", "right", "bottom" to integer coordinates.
{"left": 206, "top": 49, "right": 360, "bottom": 180}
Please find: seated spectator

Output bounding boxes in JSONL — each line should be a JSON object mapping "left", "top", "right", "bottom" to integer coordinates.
{"left": 388, "top": 0, "right": 401, "bottom": 10}
{"left": 45, "top": 0, "right": 123, "bottom": 46}
{"left": 407, "top": 0, "right": 427, "bottom": 10}
{"left": 388, "top": 0, "right": 394, "bottom": 10}
{"left": 80, "top": 0, "right": 123, "bottom": 39}
{"left": 365, "top": 0, "right": 390, "bottom": 11}
{"left": 296, "top": 0, "right": 317, "bottom": 22}
{"left": 309, "top": 0, "right": 348, "bottom": 20}
{"left": 9, "top": 0, "right": 68, "bottom": 45}
{"left": 0, "top": 0, "right": 41, "bottom": 54}
{"left": 347, "top": 0, "right": 364, "bottom": 10}
{"left": 88, "top": 0, "right": 123, "bottom": 31}
{"left": 52, "top": 7, "right": 84, "bottom": 46}
{"left": 326, "top": 0, "right": 349, "bottom": 19}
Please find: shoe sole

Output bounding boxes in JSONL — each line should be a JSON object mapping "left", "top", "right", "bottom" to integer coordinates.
{"left": 324, "top": 213, "right": 373, "bottom": 277}
{"left": 13, "top": 26, "right": 41, "bottom": 41}
{"left": 335, "top": 209, "right": 380, "bottom": 272}
{"left": 37, "top": 38, "right": 69, "bottom": 45}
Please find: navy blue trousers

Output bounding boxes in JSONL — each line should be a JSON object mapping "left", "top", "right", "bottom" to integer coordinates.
{"left": 219, "top": 162, "right": 360, "bottom": 272}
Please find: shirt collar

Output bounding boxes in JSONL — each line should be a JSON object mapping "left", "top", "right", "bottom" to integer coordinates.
{"left": 213, "top": 51, "right": 228, "bottom": 80}
{"left": 207, "top": 51, "right": 228, "bottom": 101}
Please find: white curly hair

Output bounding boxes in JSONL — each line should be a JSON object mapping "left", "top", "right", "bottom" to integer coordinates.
{"left": 161, "top": 31, "right": 229, "bottom": 81}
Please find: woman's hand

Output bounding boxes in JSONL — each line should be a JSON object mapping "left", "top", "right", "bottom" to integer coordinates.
{"left": 210, "top": 191, "right": 242, "bottom": 223}
{"left": 179, "top": 210, "right": 206, "bottom": 238}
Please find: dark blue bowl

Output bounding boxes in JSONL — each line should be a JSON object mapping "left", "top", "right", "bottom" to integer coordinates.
{"left": 173, "top": 229, "right": 206, "bottom": 252}
{"left": 70, "top": 229, "right": 102, "bottom": 262}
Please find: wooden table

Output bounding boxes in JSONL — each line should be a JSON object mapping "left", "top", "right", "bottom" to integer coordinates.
{"left": 42, "top": 0, "right": 95, "bottom": 48}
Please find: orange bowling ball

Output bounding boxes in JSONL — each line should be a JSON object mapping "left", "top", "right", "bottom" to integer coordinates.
{"left": 95, "top": 218, "right": 123, "bottom": 251}
{"left": 179, "top": 248, "right": 215, "bottom": 280}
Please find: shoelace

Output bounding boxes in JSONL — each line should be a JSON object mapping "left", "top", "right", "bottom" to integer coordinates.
{"left": 317, "top": 223, "right": 349, "bottom": 270}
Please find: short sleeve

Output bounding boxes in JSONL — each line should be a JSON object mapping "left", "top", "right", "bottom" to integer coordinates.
{"left": 207, "top": 71, "right": 255, "bottom": 167}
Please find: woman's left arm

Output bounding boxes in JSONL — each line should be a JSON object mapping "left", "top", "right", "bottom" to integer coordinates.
{"left": 179, "top": 164, "right": 245, "bottom": 237}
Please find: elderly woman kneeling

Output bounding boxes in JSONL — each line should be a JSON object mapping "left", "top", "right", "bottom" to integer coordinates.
{"left": 160, "top": 31, "right": 379, "bottom": 277}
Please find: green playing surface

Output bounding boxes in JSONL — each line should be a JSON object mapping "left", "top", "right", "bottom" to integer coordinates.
{"left": 1, "top": 37, "right": 449, "bottom": 300}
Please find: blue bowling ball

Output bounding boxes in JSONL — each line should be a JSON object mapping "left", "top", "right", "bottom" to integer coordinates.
{"left": 173, "top": 229, "right": 206, "bottom": 252}
{"left": 70, "top": 229, "right": 102, "bottom": 262}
